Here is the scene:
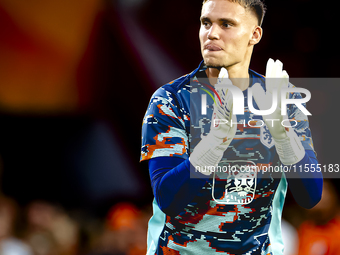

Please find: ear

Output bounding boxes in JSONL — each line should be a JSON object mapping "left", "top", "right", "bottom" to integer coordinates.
{"left": 249, "top": 26, "right": 262, "bottom": 46}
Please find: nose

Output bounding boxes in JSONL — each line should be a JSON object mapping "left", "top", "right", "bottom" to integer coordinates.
{"left": 207, "top": 24, "right": 221, "bottom": 40}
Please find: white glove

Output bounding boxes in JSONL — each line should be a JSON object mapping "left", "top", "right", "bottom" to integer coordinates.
{"left": 190, "top": 68, "right": 237, "bottom": 175}
{"left": 252, "top": 59, "right": 305, "bottom": 165}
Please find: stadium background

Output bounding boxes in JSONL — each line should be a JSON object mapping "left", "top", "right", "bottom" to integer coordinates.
{"left": 0, "top": 0, "right": 339, "bottom": 254}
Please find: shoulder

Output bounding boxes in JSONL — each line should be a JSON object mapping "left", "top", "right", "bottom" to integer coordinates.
{"left": 249, "top": 69, "right": 266, "bottom": 89}
{"left": 249, "top": 69, "right": 265, "bottom": 79}
{"left": 146, "top": 75, "right": 192, "bottom": 120}
{"left": 152, "top": 73, "right": 192, "bottom": 101}
{"left": 150, "top": 62, "right": 203, "bottom": 106}
{"left": 143, "top": 67, "right": 200, "bottom": 123}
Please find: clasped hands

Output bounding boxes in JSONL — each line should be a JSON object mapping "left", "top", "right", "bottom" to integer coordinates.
{"left": 190, "top": 59, "right": 305, "bottom": 175}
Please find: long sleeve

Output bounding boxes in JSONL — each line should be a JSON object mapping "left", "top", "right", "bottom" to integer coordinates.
{"left": 285, "top": 150, "right": 323, "bottom": 209}
{"left": 148, "top": 157, "right": 209, "bottom": 217}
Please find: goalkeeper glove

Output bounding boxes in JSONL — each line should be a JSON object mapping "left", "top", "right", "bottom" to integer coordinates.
{"left": 190, "top": 68, "right": 237, "bottom": 175}
{"left": 252, "top": 59, "right": 305, "bottom": 165}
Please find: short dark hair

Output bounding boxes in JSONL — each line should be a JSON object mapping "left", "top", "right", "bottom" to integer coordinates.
{"left": 202, "top": 0, "right": 266, "bottom": 26}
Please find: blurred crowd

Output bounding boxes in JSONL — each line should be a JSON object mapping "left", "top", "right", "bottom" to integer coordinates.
{"left": 0, "top": 179, "right": 339, "bottom": 255}
{"left": 0, "top": 195, "right": 151, "bottom": 255}
{"left": 282, "top": 179, "right": 340, "bottom": 255}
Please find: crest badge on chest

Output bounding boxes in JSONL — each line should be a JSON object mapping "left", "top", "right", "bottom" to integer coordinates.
{"left": 212, "top": 161, "right": 257, "bottom": 205}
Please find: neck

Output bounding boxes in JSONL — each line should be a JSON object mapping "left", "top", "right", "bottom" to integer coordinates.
{"left": 205, "top": 49, "right": 252, "bottom": 91}
{"left": 227, "top": 62, "right": 250, "bottom": 91}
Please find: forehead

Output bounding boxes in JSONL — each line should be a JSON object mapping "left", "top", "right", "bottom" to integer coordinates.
{"left": 201, "top": 0, "right": 250, "bottom": 23}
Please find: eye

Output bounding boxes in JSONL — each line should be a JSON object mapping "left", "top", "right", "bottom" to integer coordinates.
{"left": 201, "top": 18, "right": 211, "bottom": 28}
{"left": 222, "top": 22, "right": 231, "bottom": 28}
{"left": 202, "top": 21, "right": 211, "bottom": 28}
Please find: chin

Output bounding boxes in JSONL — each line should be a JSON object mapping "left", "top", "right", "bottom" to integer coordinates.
{"left": 203, "top": 57, "right": 226, "bottom": 68}
{"left": 205, "top": 64, "right": 223, "bottom": 69}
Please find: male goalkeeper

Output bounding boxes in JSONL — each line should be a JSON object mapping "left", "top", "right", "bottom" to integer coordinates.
{"left": 140, "top": 0, "right": 323, "bottom": 254}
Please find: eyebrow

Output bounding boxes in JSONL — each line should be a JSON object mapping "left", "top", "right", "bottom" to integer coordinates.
{"left": 200, "top": 16, "right": 238, "bottom": 25}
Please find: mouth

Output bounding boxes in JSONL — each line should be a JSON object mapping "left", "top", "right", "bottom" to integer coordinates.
{"left": 204, "top": 44, "right": 223, "bottom": 51}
